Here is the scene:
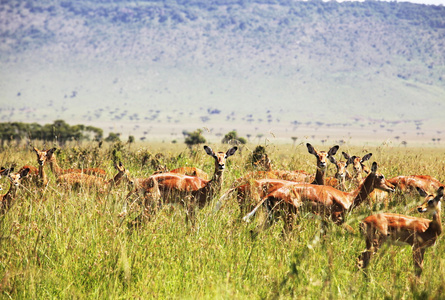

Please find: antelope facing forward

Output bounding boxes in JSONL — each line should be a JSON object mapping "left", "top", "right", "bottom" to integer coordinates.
{"left": 0, "top": 168, "right": 30, "bottom": 215}
{"left": 357, "top": 186, "right": 443, "bottom": 277}
{"left": 130, "top": 145, "right": 237, "bottom": 221}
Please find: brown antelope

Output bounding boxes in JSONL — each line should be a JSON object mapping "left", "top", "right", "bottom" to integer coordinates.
{"left": 357, "top": 186, "right": 443, "bottom": 277}
{"left": 0, "top": 167, "right": 30, "bottom": 215}
{"left": 216, "top": 143, "right": 339, "bottom": 214}
{"left": 345, "top": 152, "right": 389, "bottom": 204}
{"left": 328, "top": 153, "right": 351, "bottom": 191}
{"left": 169, "top": 166, "right": 209, "bottom": 180}
{"left": 346, "top": 152, "right": 373, "bottom": 182}
{"left": 14, "top": 147, "right": 52, "bottom": 188}
{"left": 244, "top": 162, "right": 395, "bottom": 230}
{"left": 130, "top": 145, "right": 238, "bottom": 221}
{"left": 57, "top": 162, "right": 133, "bottom": 191}
{"left": 387, "top": 175, "right": 445, "bottom": 195}
{"left": 46, "top": 148, "right": 107, "bottom": 178}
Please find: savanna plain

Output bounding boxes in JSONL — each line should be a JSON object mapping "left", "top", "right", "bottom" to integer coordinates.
{"left": 0, "top": 140, "right": 444, "bottom": 299}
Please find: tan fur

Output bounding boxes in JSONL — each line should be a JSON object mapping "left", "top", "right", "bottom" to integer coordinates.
{"left": 357, "top": 187, "right": 443, "bottom": 277}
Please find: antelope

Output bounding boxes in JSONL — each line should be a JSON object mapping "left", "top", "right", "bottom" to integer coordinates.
{"left": 46, "top": 148, "right": 107, "bottom": 178}
{"left": 217, "top": 144, "right": 339, "bottom": 214}
{"left": 387, "top": 175, "right": 445, "bottom": 195}
{"left": 57, "top": 162, "right": 133, "bottom": 192}
{"left": 244, "top": 162, "right": 395, "bottom": 230}
{"left": 130, "top": 145, "right": 238, "bottom": 221}
{"left": 357, "top": 186, "right": 443, "bottom": 277}
{"left": 169, "top": 167, "right": 209, "bottom": 180}
{"left": 345, "top": 152, "right": 389, "bottom": 204}
{"left": 0, "top": 167, "right": 30, "bottom": 215}
{"left": 328, "top": 153, "right": 351, "bottom": 191}
{"left": 346, "top": 152, "right": 373, "bottom": 183}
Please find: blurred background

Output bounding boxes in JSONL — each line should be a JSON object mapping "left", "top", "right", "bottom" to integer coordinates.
{"left": 1, "top": 0, "right": 444, "bottom": 146}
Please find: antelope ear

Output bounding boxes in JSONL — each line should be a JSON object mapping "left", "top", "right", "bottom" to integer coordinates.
{"left": 361, "top": 153, "right": 373, "bottom": 163}
{"left": 371, "top": 162, "right": 378, "bottom": 173}
{"left": 48, "top": 148, "right": 57, "bottom": 156}
{"left": 342, "top": 152, "right": 350, "bottom": 160}
{"left": 437, "top": 186, "right": 444, "bottom": 197}
{"left": 306, "top": 143, "right": 316, "bottom": 155}
{"left": 204, "top": 145, "right": 214, "bottom": 156}
{"left": 416, "top": 187, "right": 428, "bottom": 198}
{"left": 20, "top": 167, "right": 30, "bottom": 177}
{"left": 328, "top": 156, "right": 337, "bottom": 164}
{"left": 33, "top": 147, "right": 39, "bottom": 153}
{"left": 328, "top": 145, "right": 339, "bottom": 156}
{"left": 226, "top": 147, "right": 238, "bottom": 157}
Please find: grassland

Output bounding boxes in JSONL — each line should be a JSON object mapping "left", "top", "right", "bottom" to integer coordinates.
{"left": 0, "top": 140, "right": 444, "bottom": 298}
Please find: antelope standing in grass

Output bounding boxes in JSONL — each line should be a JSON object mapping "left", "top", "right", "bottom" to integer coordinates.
{"left": 357, "top": 186, "right": 443, "bottom": 278}
{"left": 244, "top": 162, "right": 395, "bottom": 231}
{"left": 46, "top": 148, "right": 107, "bottom": 178}
{"left": 129, "top": 145, "right": 237, "bottom": 221}
{"left": 0, "top": 168, "right": 30, "bottom": 215}
{"left": 57, "top": 162, "right": 133, "bottom": 192}
{"left": 217, "top": 143, "right": 340, "bottom": 214}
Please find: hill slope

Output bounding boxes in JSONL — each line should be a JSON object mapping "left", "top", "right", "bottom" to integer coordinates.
{"left": 1, "top": 0, "right": 445, "bottom": 143}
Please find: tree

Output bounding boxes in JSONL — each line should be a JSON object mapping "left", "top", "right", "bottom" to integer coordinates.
{"left": 221, "top": 130, "right": 247, "bottom": 145}
{"left": 105, "top": 132, "right": 121, "bottom": 142}
{"left": 184, "top": 129, "right": 206, "bottom": 148}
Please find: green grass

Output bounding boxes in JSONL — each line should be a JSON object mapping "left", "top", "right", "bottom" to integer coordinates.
{"left": 0, "top": 141, "right": 445, "bottom": 298}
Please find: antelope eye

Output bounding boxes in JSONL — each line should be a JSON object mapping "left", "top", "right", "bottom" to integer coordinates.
{"left": 379, "top": 175, "right": 384, "bottom": 180}
{"left": 428, "top": 199, "right": 434, "bottom": 206}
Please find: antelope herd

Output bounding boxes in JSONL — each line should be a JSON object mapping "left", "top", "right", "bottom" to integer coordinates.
{"left": 0, "top": 143, "right": 443, "bottom": 278}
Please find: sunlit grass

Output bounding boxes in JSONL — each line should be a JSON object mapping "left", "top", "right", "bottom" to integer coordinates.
{"left": 0, "top": 141, "right": 444, "bottom": 298}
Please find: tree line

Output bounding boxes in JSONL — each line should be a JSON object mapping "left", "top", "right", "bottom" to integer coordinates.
{"left": 0, "top": 120, "right": 103, "bottom": 147}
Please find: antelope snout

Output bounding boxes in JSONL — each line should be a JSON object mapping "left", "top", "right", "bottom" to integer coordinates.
{"left": 417, "top": 206, "right": 427, "bottom": 213}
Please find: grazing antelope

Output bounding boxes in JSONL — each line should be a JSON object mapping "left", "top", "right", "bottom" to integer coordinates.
{"left": 217, "top": 144, "right": 339, "bottom": 214}
{"left": 357, "top": 186, "right": 443, "bottom": 277}
{"left": 169, "top": 167, "right": 209, "bottom": 180}
{"left": 57, "top": 162, "right": 133, "bottom": 191}
{"left": 46, "top": 148, "right": 107, "bottom": 178}
{"left": 387, "top": 175, "right": 445, "bottom": 195}
{"left": 131, "top": 145, "right": 238, "bottom": 221}
{"left": 244, "top": 162, "right": 395, "bottom": 230}
{"left": 0, "top": 168, "right": 29, "bottom": 215}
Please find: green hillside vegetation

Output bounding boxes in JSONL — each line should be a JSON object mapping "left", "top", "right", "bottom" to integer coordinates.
{"left": 0, "top": 0, "right": 444, "bottom": 142}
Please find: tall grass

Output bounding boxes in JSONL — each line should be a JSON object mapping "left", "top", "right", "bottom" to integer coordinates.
{"left": 0, "top": 141, "right": 444, "bottom": 298}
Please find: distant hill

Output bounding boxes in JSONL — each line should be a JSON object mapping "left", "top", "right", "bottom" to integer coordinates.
{"left": 1, "top": 0, "right": 444, "bottom": 144}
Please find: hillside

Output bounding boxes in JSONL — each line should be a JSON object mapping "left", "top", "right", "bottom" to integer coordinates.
{"left": 1, "top": 0, "right": 445, "bottom": 144}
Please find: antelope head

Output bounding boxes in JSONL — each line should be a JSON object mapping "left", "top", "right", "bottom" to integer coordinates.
{"left": 417, "top": 186, "right": 443, "bottom": 214}
{"left": 204, "top": 145, "right": 238, "bottom": 171}
{"left": 307, "top": 143, "right": 339, "bottom": 171}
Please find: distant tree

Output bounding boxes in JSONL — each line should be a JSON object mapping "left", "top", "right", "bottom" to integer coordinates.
{"left": 105, "top": 132, "right": 121, "bottom": 142}
{"left": 221, "top": 130, "right": 247, "bottom": 145}
{"left": 184, "top": 129, "right": 206, "bottom": 149}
